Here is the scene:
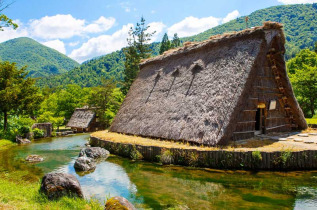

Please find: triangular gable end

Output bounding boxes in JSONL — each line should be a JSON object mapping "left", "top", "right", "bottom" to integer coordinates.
{"left": 110, "top": 22, "right": 307, "bottom": 146}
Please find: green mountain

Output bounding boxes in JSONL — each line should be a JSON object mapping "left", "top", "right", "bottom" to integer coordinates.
{"left": 37, "top": 3, "right": 317, "bottom": 88}
{"left": 36, "top": 43, "right": 160, "bottom": 87}
{"left": 182, "top": 3, "right": 317, "bottom": 60}
{"left": 0, "top": 37, "right": 79, "bottom": 78}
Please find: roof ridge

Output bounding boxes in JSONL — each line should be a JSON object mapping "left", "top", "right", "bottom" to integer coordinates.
{"left": 140, "top": 21, "right": 283, "bottom": 66}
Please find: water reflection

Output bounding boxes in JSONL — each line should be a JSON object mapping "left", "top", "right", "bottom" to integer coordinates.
{"left": 55, "top": 159, "right": 140, "bottom": 204}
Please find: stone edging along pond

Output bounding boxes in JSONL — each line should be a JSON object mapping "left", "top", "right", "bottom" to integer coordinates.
{"left": 90, "top": 136, "right": 317, "bottom": 170}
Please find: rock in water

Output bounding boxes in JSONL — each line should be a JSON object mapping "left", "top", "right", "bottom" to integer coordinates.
{"left": 40, "top": 173, "right": 83, "bottom": 200}
{"left": 105, "top": 196, "right": 136, "bottom": 210}
{"left": 79, "top": 147, "right": 110, "bottom": 159}
{"left": 26, "top": 155, "right": 44, "bottom": 162}
{"left": 16, "top": 136, "right": 31, "bottom": 144}
{"left": 74, "top": 157, "right": 96, "bottom": 171}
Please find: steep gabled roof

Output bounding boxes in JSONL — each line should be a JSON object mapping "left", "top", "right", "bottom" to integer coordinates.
{"left": 110, "top": 22, "right": 307, "bottom": 145}
{"left": 67, "top": 108, "right": 95, "bottom": 128}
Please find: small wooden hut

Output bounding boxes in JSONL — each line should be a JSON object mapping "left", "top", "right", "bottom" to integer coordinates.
{"left": 67, "top": 107, "right": 102, "bottom": 132}
{"left": 110, "top": 22, "right": 307, "bottom": 146}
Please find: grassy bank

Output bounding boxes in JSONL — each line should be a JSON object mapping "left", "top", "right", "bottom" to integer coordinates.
{"left": 306, "top": 118, "right": 317, "bottom": 125}
{"left": 0, "top": 139, "right": 103, "bottom": 210}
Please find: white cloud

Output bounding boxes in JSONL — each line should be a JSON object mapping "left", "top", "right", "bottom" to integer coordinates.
{"left": 0, "top": 20, "right": 29, "bottom": 43}
{"left": 167, "top": 10, "right": 241, "bottom": 38}
{"left": 84, "top": 16, "right": 116, "bottom": 33}
{"left": 278, "top": 0, "right": 317, "bottom": 3}
{"left": 222, "top": 10, "right": 240, "bottom": 24}
{"left": 168, "top": 16, "right": 221, "bottom": 37}
{"left": 42, "top": 39, "right": 66, "bottom": 54}
{"left": 69, "top": 24, "right": 133, "bottom": 63}
{"left": 69, "top": 21, "right": 166, "bottom": 62}
{"left": 29, "top": 14, "right": 115, "bottom": 40}
{"left": 147, "top": 22, "right": 166, "bottom": 42}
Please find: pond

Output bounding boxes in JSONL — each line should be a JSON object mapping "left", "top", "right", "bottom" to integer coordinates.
{"left": 2, "top": 134, "right": 317, "bottom": 209}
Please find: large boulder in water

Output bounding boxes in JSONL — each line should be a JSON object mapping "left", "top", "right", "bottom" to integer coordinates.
{"left": 74, "top": 156, "right": 96, "bottom": 171}
{"left": 105, "top": 196, "right": 136, "bottom": 210}
{"left": 40, "top": 173, "right": 83, "bottom": 200}
{"left": 79, "top": 147, "right": 110, "bottom": 159}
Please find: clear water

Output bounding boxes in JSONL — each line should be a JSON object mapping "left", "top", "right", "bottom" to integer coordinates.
{"left": 3, "top": 134, "right": 317, "bottom": 209}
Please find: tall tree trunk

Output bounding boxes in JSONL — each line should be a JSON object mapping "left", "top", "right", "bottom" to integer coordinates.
{"left": 3, "top": 111, "right": 8, "bottom": 131}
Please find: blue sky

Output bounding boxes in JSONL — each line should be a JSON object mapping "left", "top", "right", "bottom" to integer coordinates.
{"left": 1, "top": 0, "right": 315, "bottom": 63}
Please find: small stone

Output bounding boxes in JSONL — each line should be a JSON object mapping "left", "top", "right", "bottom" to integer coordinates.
{"left": 105, "top": 196, "right": 136, "bottom": 210}
{"left": 304, "top": 140, "right": 314, "bottom": 144}
{"left": 278, "top": 138, "right": 288, "bottom": 141}
{"left": 16, "top": 136, "right": 31, "bottom": 144}
{"left": 40, "top": 173, "right": 83, "bottom": 200}
{"left": 294, "top": 138, "right": 303, "bottom": 142}
{"left": 26, "top": 155, "right": 44, "bottom": 162}
{"left": 298, "top": 134, "right": 309, "bottom": 137}
{"left": 74, "top": 157, "right": 96, "bottom": 171}
{"left": 309, "top": 133, "right": 317, "bottom": 136}
{"left": 287, "top": 137, "right": 294, "bottom": 140}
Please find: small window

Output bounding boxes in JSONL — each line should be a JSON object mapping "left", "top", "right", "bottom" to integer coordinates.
{"left": 269, "top": 100, "right": 277, "bottom": 110}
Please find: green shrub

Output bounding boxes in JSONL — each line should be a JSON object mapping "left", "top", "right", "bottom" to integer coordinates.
{"left": 130, "top": 145, "right": 143, "bottom": 161}
{"left": 187, "top": 151, "right": 199, "bottom": 167}
{"left": 160, "top": 149, "right": 174, "bottom": 165}
{"left": 252, "top": 150, "right": 262, "bottom": 168}
{"left": 33, "top": 128, "right": 44, "bottom": 139}
{"left": 280, "top": 150, "right": 292, "bottom": 166}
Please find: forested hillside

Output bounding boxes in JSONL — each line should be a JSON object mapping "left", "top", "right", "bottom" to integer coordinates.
{"left": 183, "top": 3, "right": 317, "bottom": 60}
{"left": 0, "top": 37, "right": 79, "bottom": 78}
{"left": 37, "top": 3, "right": 317, "bottom": 88}
{"left": 36, "top": 43, "right": 160, "bottom": 87}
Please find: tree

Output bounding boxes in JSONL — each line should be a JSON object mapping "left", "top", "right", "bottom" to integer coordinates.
{"left": 121, "top": 17, "right": 156, "bottom": 95}
{"left": 132, "top": 16, "right": 156, "bottom": 59}
{"left": 88, "top": 79, "right": 117, "bottom": 128}
{"left": 314, "top": 41, "right": 317, "bottom": 54}
{"left": 0, "top": 0, "right": 18, "bottom": 31}
{"left": 121, "top": 45, "right": 140, "bottom": 95}
{"left": 0, "top": 61, "right": 42, "bottom": 130}
{"left": 171, "top": 33, "right": 181, "bottom": 48}
{"left": 159, "top": 33, "right": 171, "bottom": 54}
{"left": 287, "top": 49, "right": 317, "bottom": 117}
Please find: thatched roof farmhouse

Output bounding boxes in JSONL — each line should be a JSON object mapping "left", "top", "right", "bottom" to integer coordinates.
{"left": 67, "top": 107, "right": 102, "bottom": 132}
{"left": 110, "top": 22, "right": 307, "bottom": 146}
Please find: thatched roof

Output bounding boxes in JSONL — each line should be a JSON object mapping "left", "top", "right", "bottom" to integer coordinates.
{"left": 110, "top": 22, "right": 307, "bottom": 145}
{"left": 67, "top": 108, "right": 95, "bottom": 128}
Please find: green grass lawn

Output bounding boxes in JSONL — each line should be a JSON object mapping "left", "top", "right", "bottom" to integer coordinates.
{"left": 0, "top": 139, "right": 103, "bottom": 210}
{"left": 306, "top": 118, "right": 317, "bottom": 125}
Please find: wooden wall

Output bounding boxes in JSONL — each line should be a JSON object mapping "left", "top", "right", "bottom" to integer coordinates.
{"left": 91, "top": 136, "right": 317, "bottom": 170}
